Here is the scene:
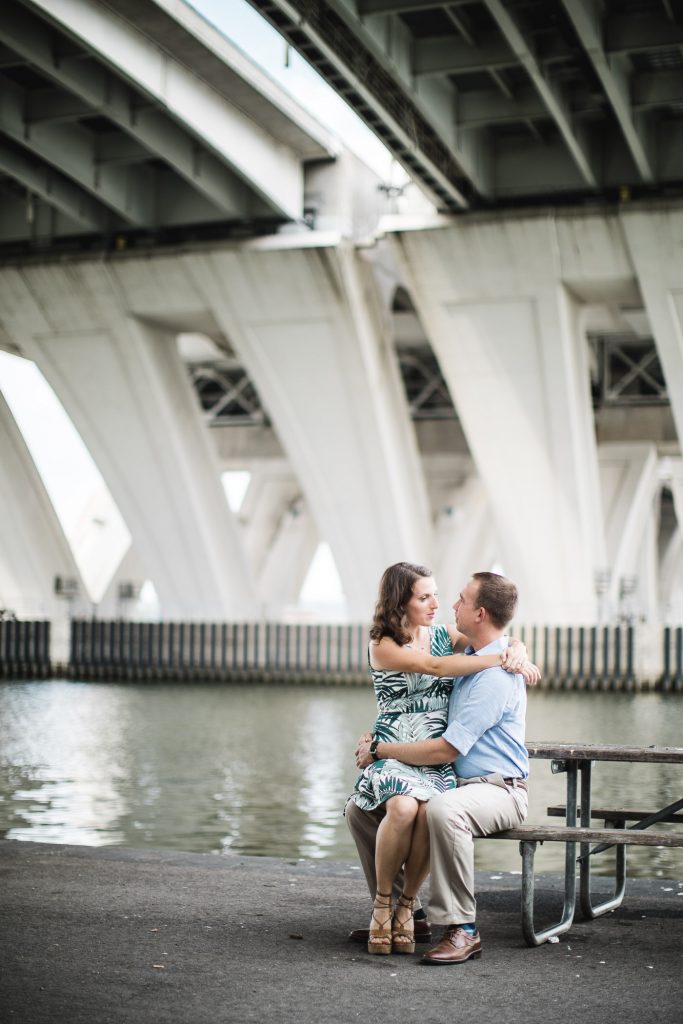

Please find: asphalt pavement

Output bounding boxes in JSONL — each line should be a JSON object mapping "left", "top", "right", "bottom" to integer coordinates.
{"left": 1, "top": 839, "right": 681, "bottom": 1024}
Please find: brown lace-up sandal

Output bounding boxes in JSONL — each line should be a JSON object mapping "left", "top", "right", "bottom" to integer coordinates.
{"left": 392, "top": 893, "right": 417, "bottom": 954}
{"left": 368, "top": 892, "right": 392, "bottom": 955}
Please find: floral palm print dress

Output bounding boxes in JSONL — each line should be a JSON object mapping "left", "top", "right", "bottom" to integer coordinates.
{"left": 350, "top": 624, "right": 457, "bottom": 811}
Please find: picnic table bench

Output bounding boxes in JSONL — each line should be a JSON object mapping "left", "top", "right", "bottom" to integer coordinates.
{"left": 486, "top": 742, "right": 683, "bottom": 946}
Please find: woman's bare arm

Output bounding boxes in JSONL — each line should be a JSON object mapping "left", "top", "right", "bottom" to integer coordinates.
{"left": 371, "top": 636, "right": 503, "bottom": 677}
{"left": 446, "top": 625, "right": 539, "bottom": 684}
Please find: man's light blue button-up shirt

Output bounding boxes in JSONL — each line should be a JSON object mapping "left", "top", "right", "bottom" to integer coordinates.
{"left": 442, "top": 635, "right": 529, "bottom": 780}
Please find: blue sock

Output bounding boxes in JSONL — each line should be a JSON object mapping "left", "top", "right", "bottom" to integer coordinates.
{"left": 459, "top": 923, "right": 477, "bottom": 935}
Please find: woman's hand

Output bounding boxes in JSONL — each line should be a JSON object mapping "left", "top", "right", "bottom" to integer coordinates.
{"left": 519, "top": 660, "right": 541, "bottom": 686}
{"left": 502, "top": 640, "right": 541, "bottom": 686}
{"left": 355, "top": 735, "right": 373, "bottom": 769}
{"left": 501, "top": 638, "right": 528, "bottom": 672}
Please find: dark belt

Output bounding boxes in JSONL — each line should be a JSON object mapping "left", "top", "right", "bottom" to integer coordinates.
{"left": 503, "top": 777, "right": 528, "bottom": 791}
{"left": 456, "top": 774, "right": 528, "bottom": 791}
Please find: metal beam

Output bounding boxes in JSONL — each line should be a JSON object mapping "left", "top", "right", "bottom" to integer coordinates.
{"left": 329, "top": 0, "right": 492, "bottom": 196}
{"left": 26, "top": 88, "right": 97, "bottom": 127}
{"left": 456, "top": 86, "right": 547, "bottom": 127}
{"left": 412, "top": 34, "right": 516, "bottom": 78}
{"left": 444, "top": 6, "right": 476, "bottom": 47}
{"left": 0, "top": 73, "right": 152, "bottom": 223}
{"left": 96, "top": 133, "right": 152, "bottom": 166}
{"left": 248, "top": 0, "right": 472, "bottom": 209}
{"left": 481, "top": 0, "right": 597, "bottom": 187}
{"left": 0, "top": 138, "right": 109, "bottom": 230}
{"left": 23, "top": 0, "right": 304, "bottom": 219}
{"left": 359, "top": 0, "right": 467, "bottom": 13}
{"left": 0, "top": 3, "right": 253, "bottom": 221}
{"left": 606, "top": 11, "right": 683, "bottom": 53}
{"left": 633, "top": 68, "right": 683, "bottom": 109}
{"left": 559, "top": 0, "right": 654, "bottom": 183}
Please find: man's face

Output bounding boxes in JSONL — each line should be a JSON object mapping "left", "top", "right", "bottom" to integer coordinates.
{"left": 453, "top": 578, "right": 481, "bottom": 633}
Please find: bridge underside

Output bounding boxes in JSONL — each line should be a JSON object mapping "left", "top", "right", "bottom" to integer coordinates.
{"left": 247, "top": 0, "right": 683, "bottom": 211}
{"left": 0, "top": 0, "right": 334, "bottom": 253}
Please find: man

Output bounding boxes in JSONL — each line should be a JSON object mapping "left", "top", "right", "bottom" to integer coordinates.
{"left": 353, "top": 571, "right": 529, "bottom": 965}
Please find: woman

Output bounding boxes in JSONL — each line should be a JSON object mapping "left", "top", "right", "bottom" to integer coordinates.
{"left": 348, "top": 561, "right": 535, "bottom": 955}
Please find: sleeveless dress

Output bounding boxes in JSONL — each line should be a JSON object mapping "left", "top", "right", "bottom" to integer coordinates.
{"left": 350, "top": 624, "right": 457, "bottom": 811}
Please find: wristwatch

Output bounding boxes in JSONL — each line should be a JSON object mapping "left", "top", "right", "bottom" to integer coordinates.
{"left": 369, "top": 738, "right": 380, "bottom": 761}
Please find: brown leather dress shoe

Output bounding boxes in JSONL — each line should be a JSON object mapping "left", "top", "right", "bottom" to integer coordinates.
{"left": 421, "top": 926, "right": 482, "bottom": 965}
{"left": 348, "top": 917, "right": 432, "bottom": 944}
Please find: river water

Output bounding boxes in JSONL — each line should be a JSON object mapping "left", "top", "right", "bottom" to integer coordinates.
{"left": 0, "top": 679, "right": 681, "bottom": 878}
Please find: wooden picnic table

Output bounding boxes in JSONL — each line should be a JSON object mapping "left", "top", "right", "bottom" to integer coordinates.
{"left": 491, "top": 741, "right": 683, "bottom": 946}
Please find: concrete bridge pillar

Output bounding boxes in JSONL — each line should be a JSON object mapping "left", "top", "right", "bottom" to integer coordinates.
{"left": 0, "top": 265, "right": 258, "bottom": 620}
{"left": 257, "top": 497, "right": 318, "bottom": 620}
{"left": 186, "top": 241, "right": 432, "bottom": 619}
{"left": 621, "top": 209, "right": 683, "bottom": 451}
{"left": 95, "top": 546, "right": 152, "bottom": 620}
{"left": 662, "top": 461, "right": 683, "bottom": 622}
{"left": 0, "top": 388, "right": 87, "bottom": 625}
{"left": 661, "top": 529, "right": 683, "bottom": 623}
{"left": 598, "top": 443, "right": 661, "bottom": 623}
{"left": 237, "top": 464, "right": 318, "bottom": 617}
{"left": 432, "top": 475, "right": 497, "bottom": 598}
{"left": 391, "top": 217, "right": 606, "bottom": 621}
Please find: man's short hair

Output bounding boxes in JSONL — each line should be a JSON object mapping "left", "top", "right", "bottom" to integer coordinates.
{"left": 472, "top": 572, "right": 518, "bottom": 629}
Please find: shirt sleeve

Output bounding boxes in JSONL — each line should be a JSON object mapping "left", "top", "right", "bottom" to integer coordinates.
{"left": 442, "top": 668, "right": 514, "bottom": 756}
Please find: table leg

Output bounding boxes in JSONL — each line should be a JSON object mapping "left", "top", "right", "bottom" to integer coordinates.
{"left": 578, "top": 759, "right": 626, "bottom": 919}
{"left": 519, "top": 761, "right": 578, "bottom": 945}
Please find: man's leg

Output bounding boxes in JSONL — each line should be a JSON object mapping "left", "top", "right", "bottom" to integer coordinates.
{"left": 423, "top": 782, "right": 527, "bottom": 964}
{"left": 345, "top": 799, "right": 384, "bottom": 898}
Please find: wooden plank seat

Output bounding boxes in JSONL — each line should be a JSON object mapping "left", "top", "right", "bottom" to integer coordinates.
{"left": 482, "top": 823, "right": 683, "bottom": 946}
{"left": 547, "top": 805, "right": 683, "bottom": 824}
{"left": 491, "top": 825, "right": 683, "bottom": 846}
{"left": 526, "top": 742, "right": 683, "bottom": 763}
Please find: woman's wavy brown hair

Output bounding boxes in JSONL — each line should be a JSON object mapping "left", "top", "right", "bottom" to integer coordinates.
{"left": 369, "top": 561, "right": 433, "bottom": 645}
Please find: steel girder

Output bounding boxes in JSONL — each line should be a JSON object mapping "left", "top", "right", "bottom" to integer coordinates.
{"left": 0, "top": 0, "right": 329, "bottom": 249}
{"left": 248, "top": 0, "right": 683, "bottom": 209}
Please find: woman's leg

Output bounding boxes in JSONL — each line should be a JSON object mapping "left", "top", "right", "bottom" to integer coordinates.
{"left": 375, "top": 795, "right": 420, "bottom": 894}
{"left": 402, "top": 800, "right": 430, "bottom": 897}
{"left": 392, "top": 800, "right": 430, "bottom": 952}
{"left": 369, "top": 795, "right": 419, "bottom": 952}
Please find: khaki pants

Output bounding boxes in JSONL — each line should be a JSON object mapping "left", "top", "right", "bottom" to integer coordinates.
{"left": 344, "top": 799, "right": 424, "bottom": 911}
{"left": 427, "top": 777, "right": 528, "bottom": 925}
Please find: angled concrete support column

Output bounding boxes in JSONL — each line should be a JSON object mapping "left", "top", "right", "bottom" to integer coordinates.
{"left": 96, "top": 546, "right": 151, "bottom": 620}
{"left": 238, "top": 464, "right": 318, "bottom": 616}
{"left": 0, "top": 265, "right": 257, "bottom": 620}
{"left": 635, "top": 513, "right": 659, "bottom": 625}
{"left": 392, "top": 218, "right": 606, "bottom": 621}
{"left": 662, "top": 461, "right": 683, "bottom": 621}
{"left": 257, "top": 498, "right": 318, "bottom": 619}
{"left": 661, "top": 529, "right": 683, "bottom": 622}
{"left": 598, "top": 443, "right": 661, "bottom": 622}
{"left": 238, "top": 464, "right": 302, "bottom": 579}
{"left": 621, "top": 208, "right": 683, "bottom": 449}
{"left": 0, "top": 388, "right": 86, "bottom": 622}
{"left": 432, "top": 475, "right": 497, "bottom": 596}
{"left": 185, "top": 242, "right": 432, "bottom": 618}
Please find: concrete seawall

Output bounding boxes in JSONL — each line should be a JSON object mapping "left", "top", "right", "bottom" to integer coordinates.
{"left": 3, "top": 619, "right": 683, "bottom": 690}
{"left": 1, "top": 840, "right": 681, "bottom": 1024}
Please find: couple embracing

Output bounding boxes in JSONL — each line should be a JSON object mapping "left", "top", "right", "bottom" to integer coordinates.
{"left": 345, "top": 562, "right": 538, "bottom": 965}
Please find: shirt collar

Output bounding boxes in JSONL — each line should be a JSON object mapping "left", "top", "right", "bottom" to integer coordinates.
{"left": 465, "top": 634, "right": 509, "bottom": 657}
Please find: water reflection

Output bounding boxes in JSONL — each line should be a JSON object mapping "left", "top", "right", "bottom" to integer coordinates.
{"left": 0, "top": 680, "right": 681, "bottom": 878}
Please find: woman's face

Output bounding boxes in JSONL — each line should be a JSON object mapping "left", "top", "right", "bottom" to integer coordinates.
{"left": 404, "top": 575, "right": 439, "bottom": 628}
